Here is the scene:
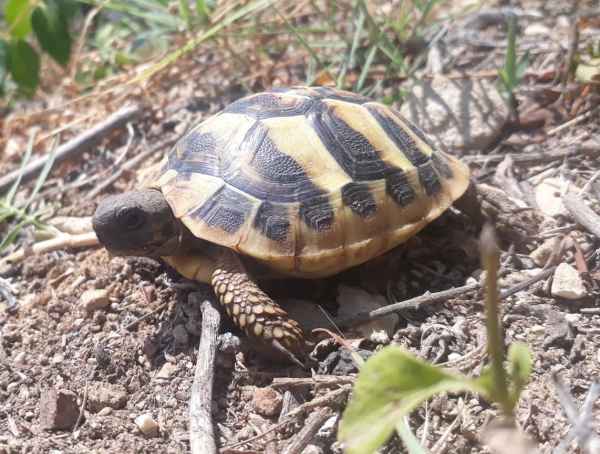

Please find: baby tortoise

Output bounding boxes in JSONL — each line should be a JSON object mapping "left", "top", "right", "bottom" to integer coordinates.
{"left": 93, "top": 86, "right": 470, "bottom": 365}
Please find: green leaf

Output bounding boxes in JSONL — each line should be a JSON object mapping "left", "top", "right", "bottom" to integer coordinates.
{"left": 0, "top": 39, "right": 8, "bottom": 95}
{"left": 339, "top": 347, "right": 484, "bottom": 454}
{"left": 31, "top": 0, "right": 73, "bottom": 66}
{"left": 4, "top": 0, "right": 35, "bottom": 39}
{"left": 7, "top": 40, "right": 40, "bottom": 96}
{"left": 507, "top": 343, "right": 532, "bottom": 407}
{"left": 396, "top": 418, "right": 430, "bottom": 454}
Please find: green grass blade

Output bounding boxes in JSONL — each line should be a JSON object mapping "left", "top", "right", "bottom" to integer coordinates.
{"left": 131, "top": 0, "right": 273, "bottom": 84}
{"left": 275, "top": 7, "right": 324, "bottom": 69}
{"left": 355, "top": 44, "right": 377, "bottom": 92}
{"left": 5, "top": 131, "right": 36, "bottom": 205}
{"left": 178, "top": 0, "right": 192, "bottom": 29}
{"left": 0, "top": 218, "right": 29, "bottom": 254}
{"left": 22, "top": 135, "right": 59, "bottom": 211}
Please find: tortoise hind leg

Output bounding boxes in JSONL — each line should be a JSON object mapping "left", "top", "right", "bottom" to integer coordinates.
{"left": 211, "top": 249, "right": 306, "bottom": 367}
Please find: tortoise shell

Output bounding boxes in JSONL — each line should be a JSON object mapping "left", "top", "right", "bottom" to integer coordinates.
{"left": 155, "top": 86, "right": 470, "bottom": 278}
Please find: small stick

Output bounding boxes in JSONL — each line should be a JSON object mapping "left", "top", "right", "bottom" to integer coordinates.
{"left": 0, "top": 105, "right": 142, "bottom": 194}
{"left": 281, "top": 407, "right": 332, "bottom": 454}
{"left": 547, "top": 105, "right": 600, "bottom": 136}
{"left": 463, "top": 138, "right": 600, "bottom": 165}
{"left": 337, "top": 283, "right": 481, "bottom": 327}
{"left": 223, "top": 386, "right": 350, "bottom": 450}
{"left": 88, "top": 135, "right": 180, "bottom": 198}
{"left": 563, "top": 191, "right": 600, "bottom": 239}
{"left": 272, "top": 375, "right": 355, "bottom": 388}
{"left": 189, "top": 299, "right": 221, "bottom": 454}
{"left": 2, "top": 231, "right": 99, "bottom": 264}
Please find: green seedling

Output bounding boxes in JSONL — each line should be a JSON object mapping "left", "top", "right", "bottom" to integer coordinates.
{"left": 497, "top": 14, "right": 529, "bottom": 110}
{"left": 0, "top": 134, "right": 57, "bottom": 254}
{"left": 338, "top": 224, "right": 532, "bottom": 454}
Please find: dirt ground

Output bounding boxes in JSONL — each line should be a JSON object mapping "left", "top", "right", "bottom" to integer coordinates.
{"left": 1, "top": 1, "right": 600, "bottom": 453}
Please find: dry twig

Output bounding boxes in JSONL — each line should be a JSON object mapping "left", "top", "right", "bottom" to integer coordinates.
{"left": 563, "top": 191, "right": 600, "bottom": 239}
{"left": 189, "top": 298, "right": 221, "bottom": 454}
{"left": 281, "top": 407, "right": 332, "bottom": 454}
{"left": 0, "top": 105, "right": 142, "bottom": 194}
{"left": 337, "top": 283, "right": 481, "bottom": 327}
{"left": 272, "top": 375, "right": 355, "bottom": 389}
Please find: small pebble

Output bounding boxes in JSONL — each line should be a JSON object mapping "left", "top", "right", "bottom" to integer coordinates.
{"left": 98, "top": 407, "right": 112, "bottom": 416}
{"left": 252, "top": 387, "right": 282, "bottom": 417}
{"left": 551, "top": 263, "right": 587, "bottom": 300}
{"left": 447, "top": 352, "right": 462, "bottom": 362}
{"left": 86, "top": 382, "right": 128, "bottom": 412}
{"left": 155, "top": 362, "right": 178, "bottom": 380}
{"left": 80, "top": 289, "right": 110, "bottom": 313}
{"left": 13, "top": 351, "right": 26, "bottom": 365}
{"left": 135, "top": 413, "right": 159, "bottom": 437}
{"left": 39, "top": 389, "right": 79, "bottom": 430}
{"left": 564, "top": 313, "right": 581, "bottom": 324}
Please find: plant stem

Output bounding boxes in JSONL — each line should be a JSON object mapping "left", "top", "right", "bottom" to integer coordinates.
{"left": 480, "top": 224, "right": 511, "bottom": 416}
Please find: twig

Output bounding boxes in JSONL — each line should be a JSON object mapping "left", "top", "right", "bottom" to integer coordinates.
{"left": 552, "top": 373, "right": 600, "bottom": 454}
{"left": 563, "top": 191, "right": 600, "bottom": 239}
{"left": 73, "top": 374, "right": 91, "bottom": 433}
{"left": 189, "top": 299, "right": 221, "bottom": 454}
{"left": 222, "top": 386, "right": 350, "bottom": 450}
{"left": 122, "top": 302, "right": 168, "bottom": 331}
{"left": 0, "top": 105, "right": 142, "bottom": 194}
{"left": 499, "top": 266, "right": 556, "bottom": 300}
{"left": 547, "top": 105, "right": 600, "bottom": 136}
{"left": 462, "top": 138, "right": 600, "bottom": 165}
{"left": 88, "top": 135, "right": 180, "bottom": 198}
{"left": 2, "top": 231, "right": 99, "bottom": 264}
{"left": 337, "top": 283, "right": 481, "bottom": 327}
{"left": 281, "top": 407, "right": 332, "bottom": 454}
{"left": 272, "top": 375, "right": 355, "bottom": 388}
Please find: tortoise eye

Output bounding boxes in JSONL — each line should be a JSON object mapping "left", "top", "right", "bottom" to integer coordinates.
{"left": 117, "top": 207, "right": 145, "bottom": 231}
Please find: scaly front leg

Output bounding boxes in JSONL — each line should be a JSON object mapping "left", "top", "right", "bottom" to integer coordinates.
{"left": 211, "top": 248, "right": 306, "bottom": 366}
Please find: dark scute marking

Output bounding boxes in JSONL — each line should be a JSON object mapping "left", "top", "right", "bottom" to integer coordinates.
{"left": 418, "top": 162, "right": 441, "bottom": 196}
{"left": 299, "top": 195, "right": 334, "bottom": 232}
{"left": 254, "top": 202, "right": 290, "bottom": 241}
{"left": 309, "top": 102, "right": 387, "bottom": 180}
{"left": 312, "top": 86, "right": 371, "bottom": 104}
{"left": 431, "top": 153, "right": 454, "bottom": 179}
{"left": 366, "top": 105, "right": 429, "bottom": 167}
{"left": 341, "top": 182, "right": 377, "bottom": 218}
{"left": 191, "top": 185, "right": 252, "bottom": 233}
{"left": 227, "top": 122, "right": 323, "bottom": 203}
{"left": 167, "top": 131, "right": 219, "bottom": 176}
{"left": 385, "top": 169, "right": 416, "bottom": 206}
{"left": 403, "top": 115, "right": 437, "bottom": 150}
{"left": 223, "top": 93, "right": 313, "bottom": 119}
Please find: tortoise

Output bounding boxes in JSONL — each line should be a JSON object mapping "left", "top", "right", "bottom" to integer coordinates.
{"left": 92, "top": 86, "right": 470, "bottom": 365}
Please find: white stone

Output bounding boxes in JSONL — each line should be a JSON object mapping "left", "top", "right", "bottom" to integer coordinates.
{"left": 400, "top": 76, "right": 509, "bottom": 152}
{"left": 551, "top": 263, "right": 587, "bottom": 300}
{"left": 530, "top": 236, "right": 561, "bottom": 266}
{"left": 155, "top": 362, "right": 177, "bottom": 380}
{"left": 447, "top": 352, "right": 462, "bottom": 362}
{"left": 524, "top": 23, "right": 551, "bottom": 36}
{"left": 335, "top": 285, "right": 398, "bottom": 338}
{"left": 80, "top": 289, "right": 110, "bottom": 313}
{"left": 535, "top": 178, "right": 569, "bottom": 217}
{"left": 135, "top": 413, "right": 159, "bottom": 437}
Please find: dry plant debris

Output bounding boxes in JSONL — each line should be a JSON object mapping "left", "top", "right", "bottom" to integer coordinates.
{"left": 1, "top": 1, "right": 600, "bottom": 453}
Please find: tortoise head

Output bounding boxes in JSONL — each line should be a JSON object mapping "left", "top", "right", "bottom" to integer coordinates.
{"left": 92, "top": 189, "right": 182, "bottom": 257}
